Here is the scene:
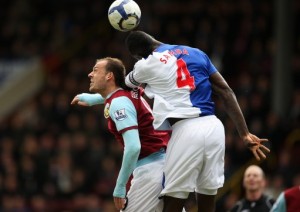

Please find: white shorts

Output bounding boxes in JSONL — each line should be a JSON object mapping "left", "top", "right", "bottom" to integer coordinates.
{"left": 160, "top": 115, "right": 225, "bottom": 199}
{"left": 122, "top": 157, "right": 164, "bottom": 212}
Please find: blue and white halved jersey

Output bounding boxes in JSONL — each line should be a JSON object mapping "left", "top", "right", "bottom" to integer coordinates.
{"left": 125, "top": 44, "right": 217, "bottom": 129}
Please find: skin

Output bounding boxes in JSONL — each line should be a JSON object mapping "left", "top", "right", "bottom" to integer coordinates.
{"left": 210, "top": 72, "right": 270, "bottom": 160}
{"left": 243, "top": 165, "right": 266, "bottom": 201}
{"left": 88, "top": 60, "right": 114, "bottom": 97}
{"left": 71, "top": 59, "right": 127, "bottom": 210}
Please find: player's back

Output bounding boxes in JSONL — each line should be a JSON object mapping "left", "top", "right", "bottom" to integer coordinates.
{"left": 130, "top": 44, "right": 217, "bottom": 128}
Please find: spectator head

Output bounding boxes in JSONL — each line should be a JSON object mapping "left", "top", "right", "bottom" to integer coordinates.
{"left": 243, "top": 165, "right": 266, "bottom": 193}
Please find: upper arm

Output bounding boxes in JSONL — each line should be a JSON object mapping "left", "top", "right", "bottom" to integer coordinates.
{"left": 109, "top": 97, "right": 138, "bottom": 132}
{"left": 271, "top": 192, "right": 286, "bottom": 212}
{"left": 210, "top": 71, "right": 233, "bottom": 97}
{"left": 125, "top": 60, "right": 148, "bottom": 88}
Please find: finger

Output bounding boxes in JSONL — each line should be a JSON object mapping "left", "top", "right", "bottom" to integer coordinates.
{"left": 113, "top": 198, "right": 119, "bottom": 207}
{"left": 119, "top": 200, "right": 124, "bottom": 209}
{"left": 257, "top": 148, "right": 266, "bottom": 159}
{"left": 246, "top": 142, "right": 258, "bottom": 148}
{"left": 252, "top": 149, "right": 260, "bottom": 161}
{"left": 114, "top": 197, "right": 125, "bottom": 210}
{"left": 70, "top": 99, "right": 77, "bottom": 105}
{"left": 119, "top": 198, "right": 126, "bottom": 209}
{"left": 259, "top": 138, "right": 269, "bottom": 143}
{"left": 260, "top": 144, "right": 270, "bottom": 152}
{"left": 77, "top": 101, "right": 89, "bottom": 106}
{"left": 114, "top": 199, "right": 121, "bottom": 210}
{"left": 70, "top": 97, "right": 79, "bottom": 105}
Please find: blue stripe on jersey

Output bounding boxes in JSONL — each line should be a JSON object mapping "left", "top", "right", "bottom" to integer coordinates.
{"left": 155, "top": 44, "right": 216, "bottom": 115}
{"left": 109, "top": 96, "right": 138, "bottom": 132}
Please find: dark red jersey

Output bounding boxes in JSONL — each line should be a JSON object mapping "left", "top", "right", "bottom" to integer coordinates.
{"left": 104, "top": 88, "right": 170, "bottom": 159}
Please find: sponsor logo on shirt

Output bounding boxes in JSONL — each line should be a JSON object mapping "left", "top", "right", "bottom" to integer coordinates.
{"left": 114, "top": 108, "right": 127, "bottom": 121}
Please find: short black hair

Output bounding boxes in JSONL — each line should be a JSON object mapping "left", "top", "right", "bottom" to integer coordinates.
{"left": 125, "top": 31, "right": 161, "bottom": 59}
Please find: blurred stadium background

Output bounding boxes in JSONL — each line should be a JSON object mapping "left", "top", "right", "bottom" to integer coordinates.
{"left": 0, "top": 0, "right": 299, "bottom": 211}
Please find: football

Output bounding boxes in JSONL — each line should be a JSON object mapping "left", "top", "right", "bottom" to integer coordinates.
{"left": 108, "top": 0, "right": 141, "bottom": 32}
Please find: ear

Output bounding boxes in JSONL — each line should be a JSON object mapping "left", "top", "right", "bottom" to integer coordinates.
{"left": 106, "top": 72, "right": 113, "bottom": 80}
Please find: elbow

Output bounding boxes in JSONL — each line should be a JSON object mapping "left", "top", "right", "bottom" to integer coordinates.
{"left": 126, "top": 142, "right": 141, "bottom": 158}
{"left": 132, "top": 144, "right": 141, "bottom": 155}
{"left": 219, "top": 87, "right": 235, "bottom": 101}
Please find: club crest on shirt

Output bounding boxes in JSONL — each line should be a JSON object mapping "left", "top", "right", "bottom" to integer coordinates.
{"left": 131, "top": 89, "right": 139, "bottom": 99}
{"left": 114, "top": 108, "right": 127, "bottom": 121}
{"left": 104, "top": 103, "right": 110, "bottom": 119}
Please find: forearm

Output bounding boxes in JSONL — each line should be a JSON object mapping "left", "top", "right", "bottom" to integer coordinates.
{"left": 220, "top": 88, "right": 249, "bottom": 138}
{"left": 114, "top": 130, "right": 141, "bottom": 197}
{"left": 77, "top": 93, "right": 104, "bottom": 105}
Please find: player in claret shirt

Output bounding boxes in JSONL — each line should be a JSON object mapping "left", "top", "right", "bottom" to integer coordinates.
{"left": 71, "top": 57, "right": 170, "bottom": 212}
{"left": 124, "top": 30, "right": 271, "bottom": 212}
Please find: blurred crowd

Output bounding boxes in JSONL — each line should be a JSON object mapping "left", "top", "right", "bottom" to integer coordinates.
{"left": 0, "top": 0, "right": 299, "bottom": 211}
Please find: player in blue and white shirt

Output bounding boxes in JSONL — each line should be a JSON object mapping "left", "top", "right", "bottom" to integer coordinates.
{"left": 124, "top": 31, "right": 270, "bottom": 212}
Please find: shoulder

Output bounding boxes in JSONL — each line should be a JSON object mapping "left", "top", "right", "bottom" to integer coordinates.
{"left": 109, "top": 96, "right": 137, "bottom": 121}
{"left": 262, "top": 195, "right": 275, "bottom": 208}
{"left": 263, "top": 194, "right": 275, "bottom": 202}
{"left": 229, "top": 199, "right": 245, "bottom": 212}
{"left": 110, "top": 96, "right": 135, "bottom": 110}
{"left": 285, "top": 185, "right": 300, "bottom": 196}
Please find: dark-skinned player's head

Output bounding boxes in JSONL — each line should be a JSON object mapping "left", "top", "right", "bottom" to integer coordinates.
{"left": 125, "top": 31, "right": 162, "bottom": 60}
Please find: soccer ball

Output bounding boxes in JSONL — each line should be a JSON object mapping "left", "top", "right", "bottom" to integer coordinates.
{"left": 108, "top": 0, "right": 141, "bottom": 32}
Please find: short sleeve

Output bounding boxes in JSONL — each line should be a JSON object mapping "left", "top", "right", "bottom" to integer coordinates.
{"left": 270, "top": 192, "right": 286, "bottom": 212}
{"left": 109, "top": 96, "right": 138, "bottom": 132}
{"left": 204, "top": 53, "right": 217, "bottom": 75}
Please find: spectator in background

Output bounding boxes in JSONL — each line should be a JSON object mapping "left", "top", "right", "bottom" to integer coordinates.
{"left": 271, "top": 185, "right": 300, "bottom": 212}
{"left": 229, "top": 165, "right": 275, "bottom": 212}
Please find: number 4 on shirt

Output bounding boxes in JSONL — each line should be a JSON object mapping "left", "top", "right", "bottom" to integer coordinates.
{"left": 176, "top": 58, "right": 195, "bottom": 91}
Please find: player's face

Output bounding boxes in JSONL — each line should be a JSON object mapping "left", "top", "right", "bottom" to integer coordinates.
{"left": 243, "top": 166, "right": 265, "bottom": 192}
{"left": 88, "top": 60, "right": 110, "bottom": 93}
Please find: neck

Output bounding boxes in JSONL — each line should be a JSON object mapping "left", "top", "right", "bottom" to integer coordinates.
{"left": 246, "top": 190, "right": 263, "bottom": 201}
{"left": 153, "top": 41, "right": 162, "bottom": 49}
{"left": 101, "top": 86, "right": 121, "bottom": 99}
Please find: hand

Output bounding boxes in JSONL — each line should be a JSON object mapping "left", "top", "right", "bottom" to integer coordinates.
{"left": 70, "top": 95, "right": 89, "bottom": 106}
{"left": 113, "top": 196, "right": 127, "bottom": 210}
{"left": 243, "top": 133, "right": 270, "bottom": 161}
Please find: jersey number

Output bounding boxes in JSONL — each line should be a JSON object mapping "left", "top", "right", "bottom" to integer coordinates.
{"left": 176, "top": 58, "right": 195, "bottom": 91}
